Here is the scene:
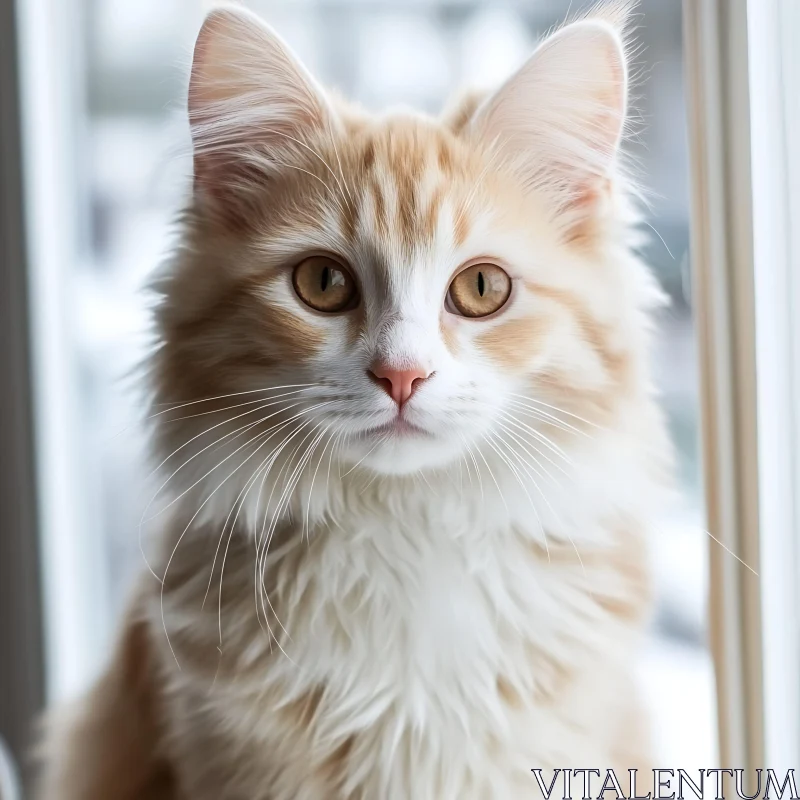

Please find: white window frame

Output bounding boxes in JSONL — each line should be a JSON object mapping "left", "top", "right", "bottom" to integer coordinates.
{"left": 747, "top": 0, "right": 800, "bottom": 776}
{"left": 684, "top": 0, "right": 800, "bottom": 772}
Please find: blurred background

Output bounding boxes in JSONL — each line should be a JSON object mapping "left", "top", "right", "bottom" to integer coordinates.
{"left": 17, "top": 0, "right": 714, "bottom": 768}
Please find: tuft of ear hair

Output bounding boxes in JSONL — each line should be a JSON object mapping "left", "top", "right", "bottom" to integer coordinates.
{"left": 188, "top": 5, "right": 329, "bottom": 225}
{"left": 469, "top": 1, "right": 634, "bottom": 236}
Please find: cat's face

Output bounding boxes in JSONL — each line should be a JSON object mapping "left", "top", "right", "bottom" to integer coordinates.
{"left": 154, "top": 3, "right": 658, "bottom": 480}
{"left": 212, "top": 124, "right": 554, "bottom": 476}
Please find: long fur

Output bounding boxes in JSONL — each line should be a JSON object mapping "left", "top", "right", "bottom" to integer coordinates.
{"left": 38, "top": 2, "right": 673, "bottom": 798}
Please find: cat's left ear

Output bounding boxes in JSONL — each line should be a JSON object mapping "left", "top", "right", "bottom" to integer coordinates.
{"left": 469, "top": 14, "right": 629, "bottom": 232}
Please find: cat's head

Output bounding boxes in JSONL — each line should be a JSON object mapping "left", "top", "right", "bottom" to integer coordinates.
{"left": 152, "top": 1, "right": 662, "bottom": 481}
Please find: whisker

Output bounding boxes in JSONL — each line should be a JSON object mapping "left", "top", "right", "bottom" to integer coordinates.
{"left": 475, "top": 436, "right": 509, "bottom": 515}
{"left": 118, "top": 383, "right": 314, "bottom": 433}
{"left": 216, "top": 437, "right": 291, "bottom": 650}
{"left": 510, "top": 394, "right": 672, "bottom": 461}
{"left": 203, "top": 426, "right": 294, "bottom": 613}
{"left": 256, "top": 419, "right": 330, "bottom": 655}
{"left": 341, "top": 435, "right": 384, "bottom": 477}
{"left": 418, "top": 468, "right": 439, "bottom": 498}
{"left": 146, "top": 401, "right": 334, "bottom": 524}
{"left": 506, "top": 398, "right": 589, "bottom": 438}
{"left": 472, "top": 399, "right": 575, "bottom": 472}
{"left": 213, "top": 413, "right": 323, "bottom": 658}
{"left": 508, "top": 393, "right": 604, "bottom": 431}
{"left": 161, "top": 404, "right": 303, "bottom": 605}
{"left": 158, "top": 403, "right": 333, "bottom": 667}
{"left": 255, "top": 419, "right": 319, "bottom": 569}
{"left": 141, "top": 418, "right": 276, "bottom": 583}
{"left": 323, "top": 427, "right": 347, "bottom": 530}
{"left": 653, "top": 519, "right": 759, "bottom": 578}
{"left": 458, "top": 443, "right": 474, "bottom": 490}
{"left": 459, "top": 434, "right": 484, "bottom": 501}
{"left": 150, "top": 390, "right": 312, "bottom": 477}
{"left": 254, "top": 417, "right": 326, "bottom": 623}
{"left": 152, "top": 388, "right": 315, "bottom": 427}
{"left": 138, "top": 392, "right": 318, "bottom": 578}
{"left": 140, "top": 395, "right": 308, "bottom": 541}
{"left": 249, "top": 422, "right": 310, "bottom": 646}
{"left": 483, "top": 432, "right": 549, "bottom": 563}
{"left": 358, "top": 436, "right": 390, "bottom": 495}
{"left": 496, "top": 412, "right": 573, "bottom": 476}
{"left": 293, "top": 425, "right": 329, "bottom": 542}
{"left": 304, "top": 422, "right": 340, "bottom": 541}
{"left": 492, "top": 421, "right": 556, "bottom": 486}
{"left": 160, "top": 430, "right": 283, "bottom": 669}
{"left": 493, "top": 431, "right": 586, "bottom": 579}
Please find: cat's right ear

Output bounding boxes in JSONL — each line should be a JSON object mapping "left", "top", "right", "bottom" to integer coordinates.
{"left": 188, "top": 6, "right": 328, "bottom": 223}
{"left": 467, "top": 13, "right": 630, "bottom": 239}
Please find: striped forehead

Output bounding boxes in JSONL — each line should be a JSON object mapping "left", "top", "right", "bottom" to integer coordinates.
{"left": 339, "top": 121, "right": 476, "bottom": 277}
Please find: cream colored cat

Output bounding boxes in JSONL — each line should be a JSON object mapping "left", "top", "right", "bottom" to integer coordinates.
{"left": 39, "top": 2, "right": 672, "bottom": 797}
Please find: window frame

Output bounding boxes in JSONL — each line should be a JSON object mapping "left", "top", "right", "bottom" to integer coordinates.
{"left": 0, "top": 0, "right": 46, "bottom": 793}
{"left": 683, "top": 0, "right": 800, "bottom": 772}
{"left": 746, "top": 0, "right": 800, "bottom": 775}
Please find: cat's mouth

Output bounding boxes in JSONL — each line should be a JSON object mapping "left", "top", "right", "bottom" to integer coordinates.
{"left": 362, "top": 417, "right": 432, "bottom": 439}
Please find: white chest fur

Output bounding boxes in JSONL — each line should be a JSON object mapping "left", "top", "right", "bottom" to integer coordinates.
{"left": 158, "top": 466, "right": 649, "bottom": 800}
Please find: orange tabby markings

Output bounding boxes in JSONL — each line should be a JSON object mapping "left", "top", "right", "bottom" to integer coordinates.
{"left": 477, "top": 316, "right": 544, "bottom": 370}
{"left": 525, "top": 280, "right": 631, "bottom": 389}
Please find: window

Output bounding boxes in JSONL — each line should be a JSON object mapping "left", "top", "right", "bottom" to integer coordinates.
{"left": 8, "top": 0, "right": 796, "bottom": 789}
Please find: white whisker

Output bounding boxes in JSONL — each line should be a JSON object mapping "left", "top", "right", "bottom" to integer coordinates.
{"left": 484, "top": 432, "right": 550, "bottom": 563}
{"left": 493, "top": 430, "right": 586, "bottom": 579}
{"left": 254, "top": 417, "right": 327, "bottom": 633}
{"left": 158, "top": 403, "right": 332, "bottom": 668}
{"left": 475, "top": 436, "right": 509, "bottom": 515}
{"left": 506, "top": 397, "right": 589, "bottom": 438}
{"left": 132, "top": 383, "right": 314, "bottom": 426}
{"left": 496, "top": 413, "right": 573, "bottom": 478}
{"left": 255, "top": 418, "right": 330, "bottom": 656}
{"left": 508, "top": 393, "right": 604, "bottom": 431}
{"left": 140, "top": 395, "right": 308, "bottom": 570}
{"left": 147, "top": 401, "right": 333, "bottom": 524}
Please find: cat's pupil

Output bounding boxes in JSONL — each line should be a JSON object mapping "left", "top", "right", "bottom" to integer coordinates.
{"left": 321, "top": 266, "right": 329, "bottom": 292}
{"left": 477, "top": 271, "right": 485, "bottom": 297}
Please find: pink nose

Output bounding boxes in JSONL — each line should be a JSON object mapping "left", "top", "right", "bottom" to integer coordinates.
{"left": 368, "top": 363, "right": 431, "bottom": 407}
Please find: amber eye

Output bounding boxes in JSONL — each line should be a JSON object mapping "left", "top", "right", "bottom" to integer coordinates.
{"left": 447, "top": 263, "right": 511, "bottom": 318}
{"left": 293, "top": 256, "right": 358, "bottom": 313}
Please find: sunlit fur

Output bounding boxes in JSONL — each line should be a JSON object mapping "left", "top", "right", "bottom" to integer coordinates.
{"left": 38, "top": 2, "right": 675, "bottom": 798}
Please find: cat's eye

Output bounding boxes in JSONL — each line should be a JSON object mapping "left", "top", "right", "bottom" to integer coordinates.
{"left": 447, "top": 263, "right": 511, "bottom": 318}
{"left": 293, "top": 256, "right": 358, "bottom": 313}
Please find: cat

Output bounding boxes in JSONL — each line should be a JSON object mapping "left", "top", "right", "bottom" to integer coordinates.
{"left": 38, "top": 1, "right": 673, "bottom": 797}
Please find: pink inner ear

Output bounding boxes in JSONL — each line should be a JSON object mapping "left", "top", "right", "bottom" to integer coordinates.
{"left": 468, "top": 19, "right": 628, "bottom": 229}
